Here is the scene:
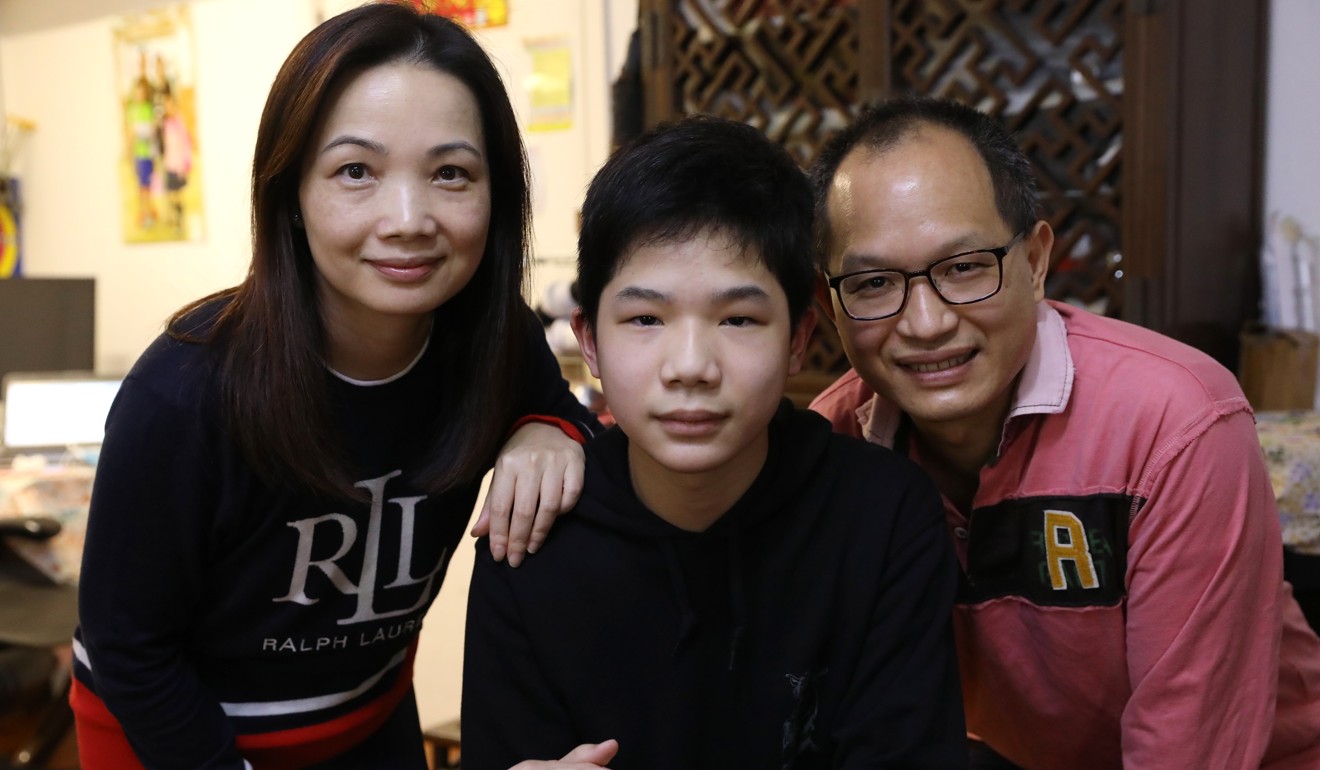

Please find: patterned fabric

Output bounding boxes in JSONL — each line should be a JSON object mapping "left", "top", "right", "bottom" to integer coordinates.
{"left": 1258, "top": 410, "right": 1320, "bottom": 555}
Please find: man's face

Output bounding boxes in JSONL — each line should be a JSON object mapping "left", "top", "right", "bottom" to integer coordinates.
{"left": 822, "top": 127, "right": 1049, "bottom": 436}
{"left": 573, "top": 229, "right": 813, "bottom": 488}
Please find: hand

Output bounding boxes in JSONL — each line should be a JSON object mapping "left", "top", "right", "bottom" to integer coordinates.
{"left": 472, "top": 421, "right": 585, "bottom": 567}
{"left": 509, "top": 740, "right": 619, "bottom": 769}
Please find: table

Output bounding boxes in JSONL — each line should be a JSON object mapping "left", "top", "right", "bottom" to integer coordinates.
{"left": 0, "top": 462, "right": 88, "bottom": 647}
{"left": 0, "top": 462, "right": 85, "bottom": 767}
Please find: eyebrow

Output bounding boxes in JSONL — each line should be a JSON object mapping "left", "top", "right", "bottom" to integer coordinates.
{"left": 613, "top": 285, "right": 773, "bottom": 304}
{"left": 836, "top": 235, "right": 997, "bottom": 273}
{"left": 319, "top": 136, "right": 483, "bottom": 160}
{"left": 716, "top": 285, "right": 773, "bottom": 304}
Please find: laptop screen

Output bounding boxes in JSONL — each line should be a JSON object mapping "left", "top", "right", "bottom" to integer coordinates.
{"left": 1, "top": 373, "right": 123, "bottom": 453}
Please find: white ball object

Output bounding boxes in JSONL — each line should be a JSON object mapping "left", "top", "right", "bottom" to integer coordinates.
{"left": 541, "top": 280, "right": 578, "bottom": 319}
{"left": 546, "top": 317, "right": 580, "bottom": 356}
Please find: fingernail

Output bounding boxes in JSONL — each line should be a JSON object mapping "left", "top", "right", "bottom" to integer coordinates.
{"left": 492, "top": 544, "right": 506, "bottom": 562}
{"left": 527, "top": 541, "right": 540, "bottom": 554}
{"left": 508, "top": 553, "right": 522, "bottom": 568}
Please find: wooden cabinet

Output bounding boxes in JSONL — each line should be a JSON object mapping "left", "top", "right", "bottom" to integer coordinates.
{"left": 639, "top": 0, "right": 1268, "bottom": 387}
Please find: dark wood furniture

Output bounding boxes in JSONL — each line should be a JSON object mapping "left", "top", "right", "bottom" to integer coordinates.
{"left": 422, "top": 718, "right": 461, "bottom": 769}
{"left": 639, "top": 0, "right": 1268, "bottom": 397}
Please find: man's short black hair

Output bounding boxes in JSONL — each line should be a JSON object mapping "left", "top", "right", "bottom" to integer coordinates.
{"left": 810, "top": 96, "right": 1041, "bottom": 270}
{"left": 577, "top": 115, "right": 815, "bottom": 328}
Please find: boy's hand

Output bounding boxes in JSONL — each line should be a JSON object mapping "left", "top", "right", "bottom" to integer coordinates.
{"left": 472, "top": 421, "right": 585, "bottom": 567}
{"left": 510, "top": 740, "right": 619, "bottom": 769}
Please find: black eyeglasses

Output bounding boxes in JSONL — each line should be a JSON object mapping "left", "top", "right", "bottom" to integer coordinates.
{"left": 825, "top": 232, "right": 1027, "bottom": 321}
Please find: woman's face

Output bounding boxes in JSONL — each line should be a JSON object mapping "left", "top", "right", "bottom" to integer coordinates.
{"left": 298, "top": 61, "right": 491, "bottom": 340}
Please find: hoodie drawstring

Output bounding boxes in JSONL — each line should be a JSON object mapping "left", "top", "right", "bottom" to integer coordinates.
{"left": 660, "top": 530, "right": 749, "bottom": 672}
{"left": 661, "top": 539, "right": 698, "bottom": 656}
{"left": 727, "top": 525, "right": 746, "bottom": 672}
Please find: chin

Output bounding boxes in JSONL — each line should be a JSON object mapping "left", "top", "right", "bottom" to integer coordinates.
{"left": 650, "top": 450, "right": 727, "bottom": 476}
{"left": 367, "top": 292, "right": 453, "bottom": 317}
{"left": 637, "top": 441, "right": 741, "bottom": 476}
{"left": 887, "top": 385, "right": 981, "bottom": 423}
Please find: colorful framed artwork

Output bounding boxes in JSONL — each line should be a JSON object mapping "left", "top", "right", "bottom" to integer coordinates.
{"left": 408, "top": 0, "right": 508, "bottom": 28}
{"left": 0, "top": 178, "right": 19, "bottom": 278}
{"left": 112, "top": 4, "right": 205, "bottom": 244}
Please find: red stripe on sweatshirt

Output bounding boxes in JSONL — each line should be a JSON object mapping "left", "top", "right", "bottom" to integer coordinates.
{"left": 70, "top": 646, "right": 416, "bottom": 770}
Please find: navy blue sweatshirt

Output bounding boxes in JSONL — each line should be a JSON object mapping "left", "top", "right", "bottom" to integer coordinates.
{"left": 462, "top": 403, "right": 967, "bottom": 769}
{"left": 72, "top": 300, "right": 598, "bottom": 769}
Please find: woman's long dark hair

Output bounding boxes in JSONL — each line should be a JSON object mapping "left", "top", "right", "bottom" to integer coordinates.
{"left": 171, "top": 2, "right": 530, "bottom": 499}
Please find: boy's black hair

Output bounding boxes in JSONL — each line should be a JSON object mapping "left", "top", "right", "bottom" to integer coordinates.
{"left": 576, "top": 115, "right": 815, "bottom": 328}
{"left": 810, "top": 96, "right": 1040, "bottom": 271}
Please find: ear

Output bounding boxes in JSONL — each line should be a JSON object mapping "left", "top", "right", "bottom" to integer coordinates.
{"left": 787, "top": 305, "right": 817, "bottom": 377}
{"left": 570, "top": 308, "right": 602, "bottom": 379}
{"left": 1025, "top": 220, "right": 1054, "bottom": 302}
{"left": 813, "top": 274, "right": 838, "bottom": 327}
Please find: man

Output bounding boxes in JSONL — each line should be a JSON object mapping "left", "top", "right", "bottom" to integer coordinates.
{"left": 809, "top": 96, "right": 1320, "bottom": 769}
{"left": 461, "top": 115, "right": 967, "bottom": 769}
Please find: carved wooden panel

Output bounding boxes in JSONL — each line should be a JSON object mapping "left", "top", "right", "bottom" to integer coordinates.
{"left": 644, "top": 0, "right": 861, "bottom": 168}
{"left": 643, "top": 0, "right": 1132, "bottom": 395}
{"left": 886, "top": 0, "right": 1125, "bottom": 316}
{"left": 646, "top": 0, "right": 1265, "bottom": 381}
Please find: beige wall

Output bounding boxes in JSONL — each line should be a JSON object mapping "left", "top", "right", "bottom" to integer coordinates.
{"left": 0, "top": 0, "right": 635, "bottom": 727}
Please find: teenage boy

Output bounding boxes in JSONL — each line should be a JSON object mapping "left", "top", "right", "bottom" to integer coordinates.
{"left": 461, "top": 116, "right": 968, "bottom": 770}
{"left": 809, "top": 96, "right": 1320, "bottom": 769}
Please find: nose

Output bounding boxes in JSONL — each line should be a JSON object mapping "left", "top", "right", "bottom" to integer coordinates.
{"left": 377, "top": 179, "right": 438, "bottom": 239}
{"left": 894, "top": 278, "right": 958, "bottom": 341}
{"left": 660, "top": 322, "right": 721, "bottom": 388}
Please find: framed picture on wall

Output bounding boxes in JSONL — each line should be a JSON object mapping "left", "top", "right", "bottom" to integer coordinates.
{"left": 112, "top": 4, "right": 205, "bottom": 244}
{"left": 1, "top": 116, "right": 34, "bottom": 277}
{"left": 409, "top": 0, "right": 508, "bottom": 28}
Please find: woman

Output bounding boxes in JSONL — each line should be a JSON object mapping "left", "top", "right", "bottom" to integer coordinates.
{"left": 71, "top": 4, "right": 597, "bottom": 768}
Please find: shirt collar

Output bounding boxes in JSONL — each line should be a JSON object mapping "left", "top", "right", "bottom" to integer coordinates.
{"left": 855, "top": 300, "right": 1075, "bottom": 447}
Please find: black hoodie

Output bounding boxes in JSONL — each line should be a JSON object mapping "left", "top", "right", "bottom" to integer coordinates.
{"left": 462, "top": 402, "right": 967, "bottom": 769}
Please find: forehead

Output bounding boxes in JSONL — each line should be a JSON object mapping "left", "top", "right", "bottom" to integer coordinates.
{"left": 607, "top": 230, "right": 781, "bottom": 295}
{"left": 312, "top": 61, "right": 483, "bottom": 145}
{"left": 826, "top": 127, "right": 1007, "bottom": 268}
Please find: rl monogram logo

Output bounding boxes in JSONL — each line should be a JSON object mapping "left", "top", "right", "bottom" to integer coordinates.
{"left": 274, "top": 470, "right": 446, "bottom": 625}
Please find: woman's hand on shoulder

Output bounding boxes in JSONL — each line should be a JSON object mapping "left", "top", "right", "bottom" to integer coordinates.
{"left": 509, "top": 740, "right": 619, "bottom": 770}
{"left": 472, "top": 420, "right": 586, "bottom": 567}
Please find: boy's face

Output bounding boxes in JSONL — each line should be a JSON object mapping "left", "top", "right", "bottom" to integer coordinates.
{"left": 573, "top": 229, "right": 813, "bottom": 487}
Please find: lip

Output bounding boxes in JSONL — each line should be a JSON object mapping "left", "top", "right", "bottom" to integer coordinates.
{"left": 367, "top": 257, "right": 440, "bottom": 282}
{"left": 655, "top": 409, "right": 727, "bottom": 437}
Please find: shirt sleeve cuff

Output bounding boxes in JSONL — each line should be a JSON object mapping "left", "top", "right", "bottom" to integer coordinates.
{"left": 508, "top": 414, "right": 588, "bottom": 444}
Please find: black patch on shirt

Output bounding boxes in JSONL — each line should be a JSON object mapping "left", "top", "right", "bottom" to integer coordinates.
{"left": 958, "top": 494, "right": 1137, "bottom": 607}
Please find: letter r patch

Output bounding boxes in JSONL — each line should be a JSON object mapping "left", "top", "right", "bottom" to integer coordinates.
{"left": 1043, "top": 510, "right": 1099, "bottom": 590}
{"left": 958, "top": 493, "right": 1132, "bottom": 607}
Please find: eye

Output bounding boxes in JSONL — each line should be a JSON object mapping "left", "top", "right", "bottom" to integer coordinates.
{"left": 844, "top": 271, "right": 899, "bottom": 296}
{"left": 630, "top": 315, "right": 661, "bottom": 327}
{"left": 436, "top": 165, "right": 469, "bottom": 182}
{"left": 337, "top": 163, "right": 368, "bottom": 181}
{"left": 722, "top": 316, "right": 757, "bottom": 327}
{"left": 936, "top": 256, "right": 996, "bottom": 283}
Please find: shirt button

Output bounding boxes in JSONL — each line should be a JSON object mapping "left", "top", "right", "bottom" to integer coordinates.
{"left": 953, "top": 526, "right": 969, "bottom": 540}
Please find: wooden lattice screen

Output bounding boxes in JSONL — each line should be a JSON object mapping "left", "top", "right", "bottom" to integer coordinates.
{"left": 652, "top": 0, "right": 861, "bottom": 167}
{"left": 886, "top": 0, "right": 1125, "bottom": 316}
{"left": 643, "top": 0, "right": 1128, "bottom": 394}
